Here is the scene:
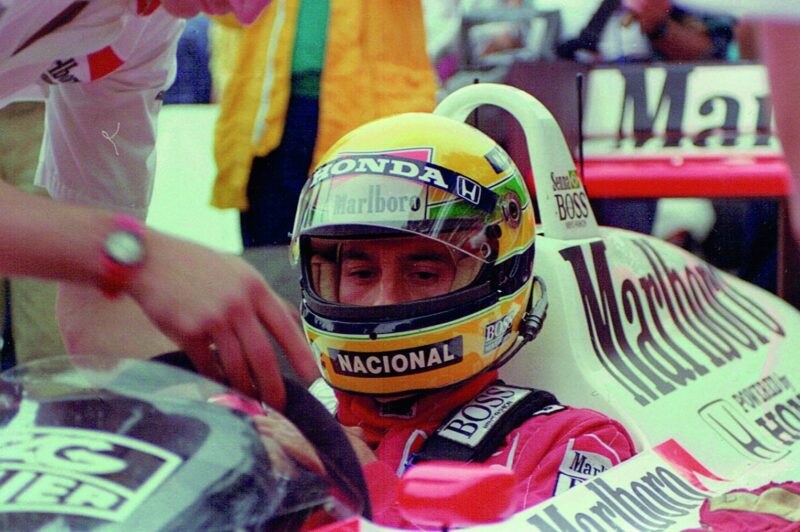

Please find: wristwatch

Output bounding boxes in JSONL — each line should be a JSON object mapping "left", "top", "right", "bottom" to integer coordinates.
{"left": 100, "top": 214, "right": 146, "bottom": 298}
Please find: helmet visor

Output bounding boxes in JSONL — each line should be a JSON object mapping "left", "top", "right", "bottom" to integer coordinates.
{"left": 304, "top": 235, "right": 484, "bottom": 304}
{"left": 291, "top": 156, "right": 502, "bottom": 265}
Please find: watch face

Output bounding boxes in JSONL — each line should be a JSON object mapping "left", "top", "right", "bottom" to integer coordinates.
{"left": 106, "top": 231, "right": 144, "bottom": 266}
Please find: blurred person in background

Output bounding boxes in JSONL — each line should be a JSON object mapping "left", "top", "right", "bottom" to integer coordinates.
{"left": 546, "top": 0, "right": 735, "bottom": 237}
{"left": 209, "top": 0, "right": 437, "bottom": 250}
{"left": 163, "top": 14, "right": 212, "bottom": 104}
{"left": 0, "top": 0, "right": 318, "bottom": 410}
{"left": 552, "top": 0, "right": 734, "bottom": 63}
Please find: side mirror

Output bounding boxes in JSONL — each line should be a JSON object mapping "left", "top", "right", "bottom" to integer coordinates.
{"left": 398, "top": 461, "right": 516, "bottom": 529}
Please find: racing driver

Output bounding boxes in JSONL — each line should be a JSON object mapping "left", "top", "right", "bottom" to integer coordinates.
{"left": 291, "top": 112, "right": 637, "bottom": 527}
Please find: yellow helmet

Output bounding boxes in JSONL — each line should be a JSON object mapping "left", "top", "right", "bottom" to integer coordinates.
{"left": 291, "top": 113, "right": 537, "bottom": 396}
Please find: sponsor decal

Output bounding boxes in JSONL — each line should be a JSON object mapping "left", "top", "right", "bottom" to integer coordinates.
{"left": 586, "top": 64, "right": 774, "bottom": 152}
{"left": 328, "top": 337, "right": 463, "bottom": 378}
{"left": 527, "top": 466, "right": 708, "bottom": 531}
{"left": 309, "top": 155, "right": 498, "bottom": 213}
{"left": 437, "top": 384, "right": 531, "bottom": 447}
{"left": 733, "top": 374, "right": 794, "bottom": 413}
{"left": 484, "top": 312, "right": 514, "bottom": 353}
{"left": 0, "top": 427, "right": 182, "bottom": 522}
{"left": 699, "top": 374, "right": 799, "bottom": 461}
{"left": 485, "top": 146, "right": 513, "bottom": 174}
{"left": 553, "top": 440, "right": 613, "bottom": 495}
{"left": 456, "top": 175, "right": 482, "bottom": 205}
{"left": 560, "top": 238, "right": 785, "bottom": 406}
{"left": 333, "top": 185, "right": 422, "bottom": 216}
{"left": 551, "top": 170, "right": 590, "bottom": 229}
{"left": 550, "top": 170, "right": 582, "bottom": 192}
{"left": 41, "top": 58, "right": 80, "bottom": 84}
{"left": 521, "top": 440, "right": 727, "bottom": 531}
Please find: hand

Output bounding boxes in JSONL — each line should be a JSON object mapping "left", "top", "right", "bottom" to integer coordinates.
{"left": 623, "top": 0, "right": 673, "bottom": 34}
{"left": 253, "top": 411, "right": 326, "bottom": 475}
{"left": 127, "top": 231, "right": 319, "bottom": 411}
{"left": 341, "top": 425, "right": 378, "bottom": 466}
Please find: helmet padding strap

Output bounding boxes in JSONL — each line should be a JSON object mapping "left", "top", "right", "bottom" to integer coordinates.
{"left": 311, "top": 254, "right": 339, "bottom": 302}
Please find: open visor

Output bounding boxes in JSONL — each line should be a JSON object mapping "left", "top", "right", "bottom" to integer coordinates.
{"left": 291, "top": 156, "right": 503, "bottom": 265}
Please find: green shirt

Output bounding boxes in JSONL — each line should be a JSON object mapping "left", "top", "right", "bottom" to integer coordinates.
{"left": 291, "top": 0, "right": 329, "bottom": 96}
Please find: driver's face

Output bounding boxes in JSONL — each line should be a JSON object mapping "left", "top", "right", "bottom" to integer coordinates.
{"left": 338, "top": 237, "right": 457, "bottom": 306}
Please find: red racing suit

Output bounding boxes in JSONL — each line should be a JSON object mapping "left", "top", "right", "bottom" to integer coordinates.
{"left": 336, "top": 371, "right": 637, "bottom": 528}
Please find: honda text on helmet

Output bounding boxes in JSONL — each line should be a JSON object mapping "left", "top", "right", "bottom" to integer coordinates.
{"left": 291, "top": 113, "right": 538, "bottom": 397}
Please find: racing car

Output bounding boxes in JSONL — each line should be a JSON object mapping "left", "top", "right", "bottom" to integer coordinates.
{"left": 318, "top": 82, "right": 800, "bottom": 531}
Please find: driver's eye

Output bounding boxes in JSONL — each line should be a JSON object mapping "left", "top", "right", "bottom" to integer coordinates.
{"left": 351, "top": 269, "right": 374, "bottom": 280}
{"left": 342, "top": 262, "right": 376, "bottom": 281}
{"left": 410, "top": 270, "right": 439, "bottom": 282}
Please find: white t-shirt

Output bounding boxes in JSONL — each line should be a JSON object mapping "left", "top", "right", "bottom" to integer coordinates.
{"left": 0, "top": 0, "right": 183, "bottom": 217}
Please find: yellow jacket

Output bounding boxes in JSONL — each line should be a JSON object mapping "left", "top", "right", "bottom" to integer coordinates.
{"left": 211, "top": 0, "right": 437, "bottom": 210}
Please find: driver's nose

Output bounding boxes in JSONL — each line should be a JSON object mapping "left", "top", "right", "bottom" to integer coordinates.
{"left": 371, "top": 275, "right": 407, "bottom": 306}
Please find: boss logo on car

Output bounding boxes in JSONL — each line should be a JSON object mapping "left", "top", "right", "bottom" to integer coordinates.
{"left": 551, "top": 170, "right": 590, "bottom": 227}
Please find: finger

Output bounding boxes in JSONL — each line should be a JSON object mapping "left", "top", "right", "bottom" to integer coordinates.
{"left": 256, "top": 284, "right": 320, "bottom": 385}
{"left": 213, "top": 322, "right": 254, "bottom": 397}
{"left": 182, "top": 338, "right": 226, "bottom": 383}
{"left": 253, "top": 415, "right": 325, "bottom": 475}
{"left": 342, "top": 425, "right": 367, "bottom": 440}
{"left": 233, "top": 308, "right": 286, "bottom": 411}
{"left": 278, "top": 295, "right": 302, "bottom": 325}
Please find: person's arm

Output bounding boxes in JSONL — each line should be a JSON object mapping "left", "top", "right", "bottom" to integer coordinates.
{"left": 0, "top": 180, "right": 319, "bottom": 409}
{"left": 624, "top": 0, "right": 716, "bottom": 60}
{"left": 502, "top": 407, "right": 636, "bottom": 510}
